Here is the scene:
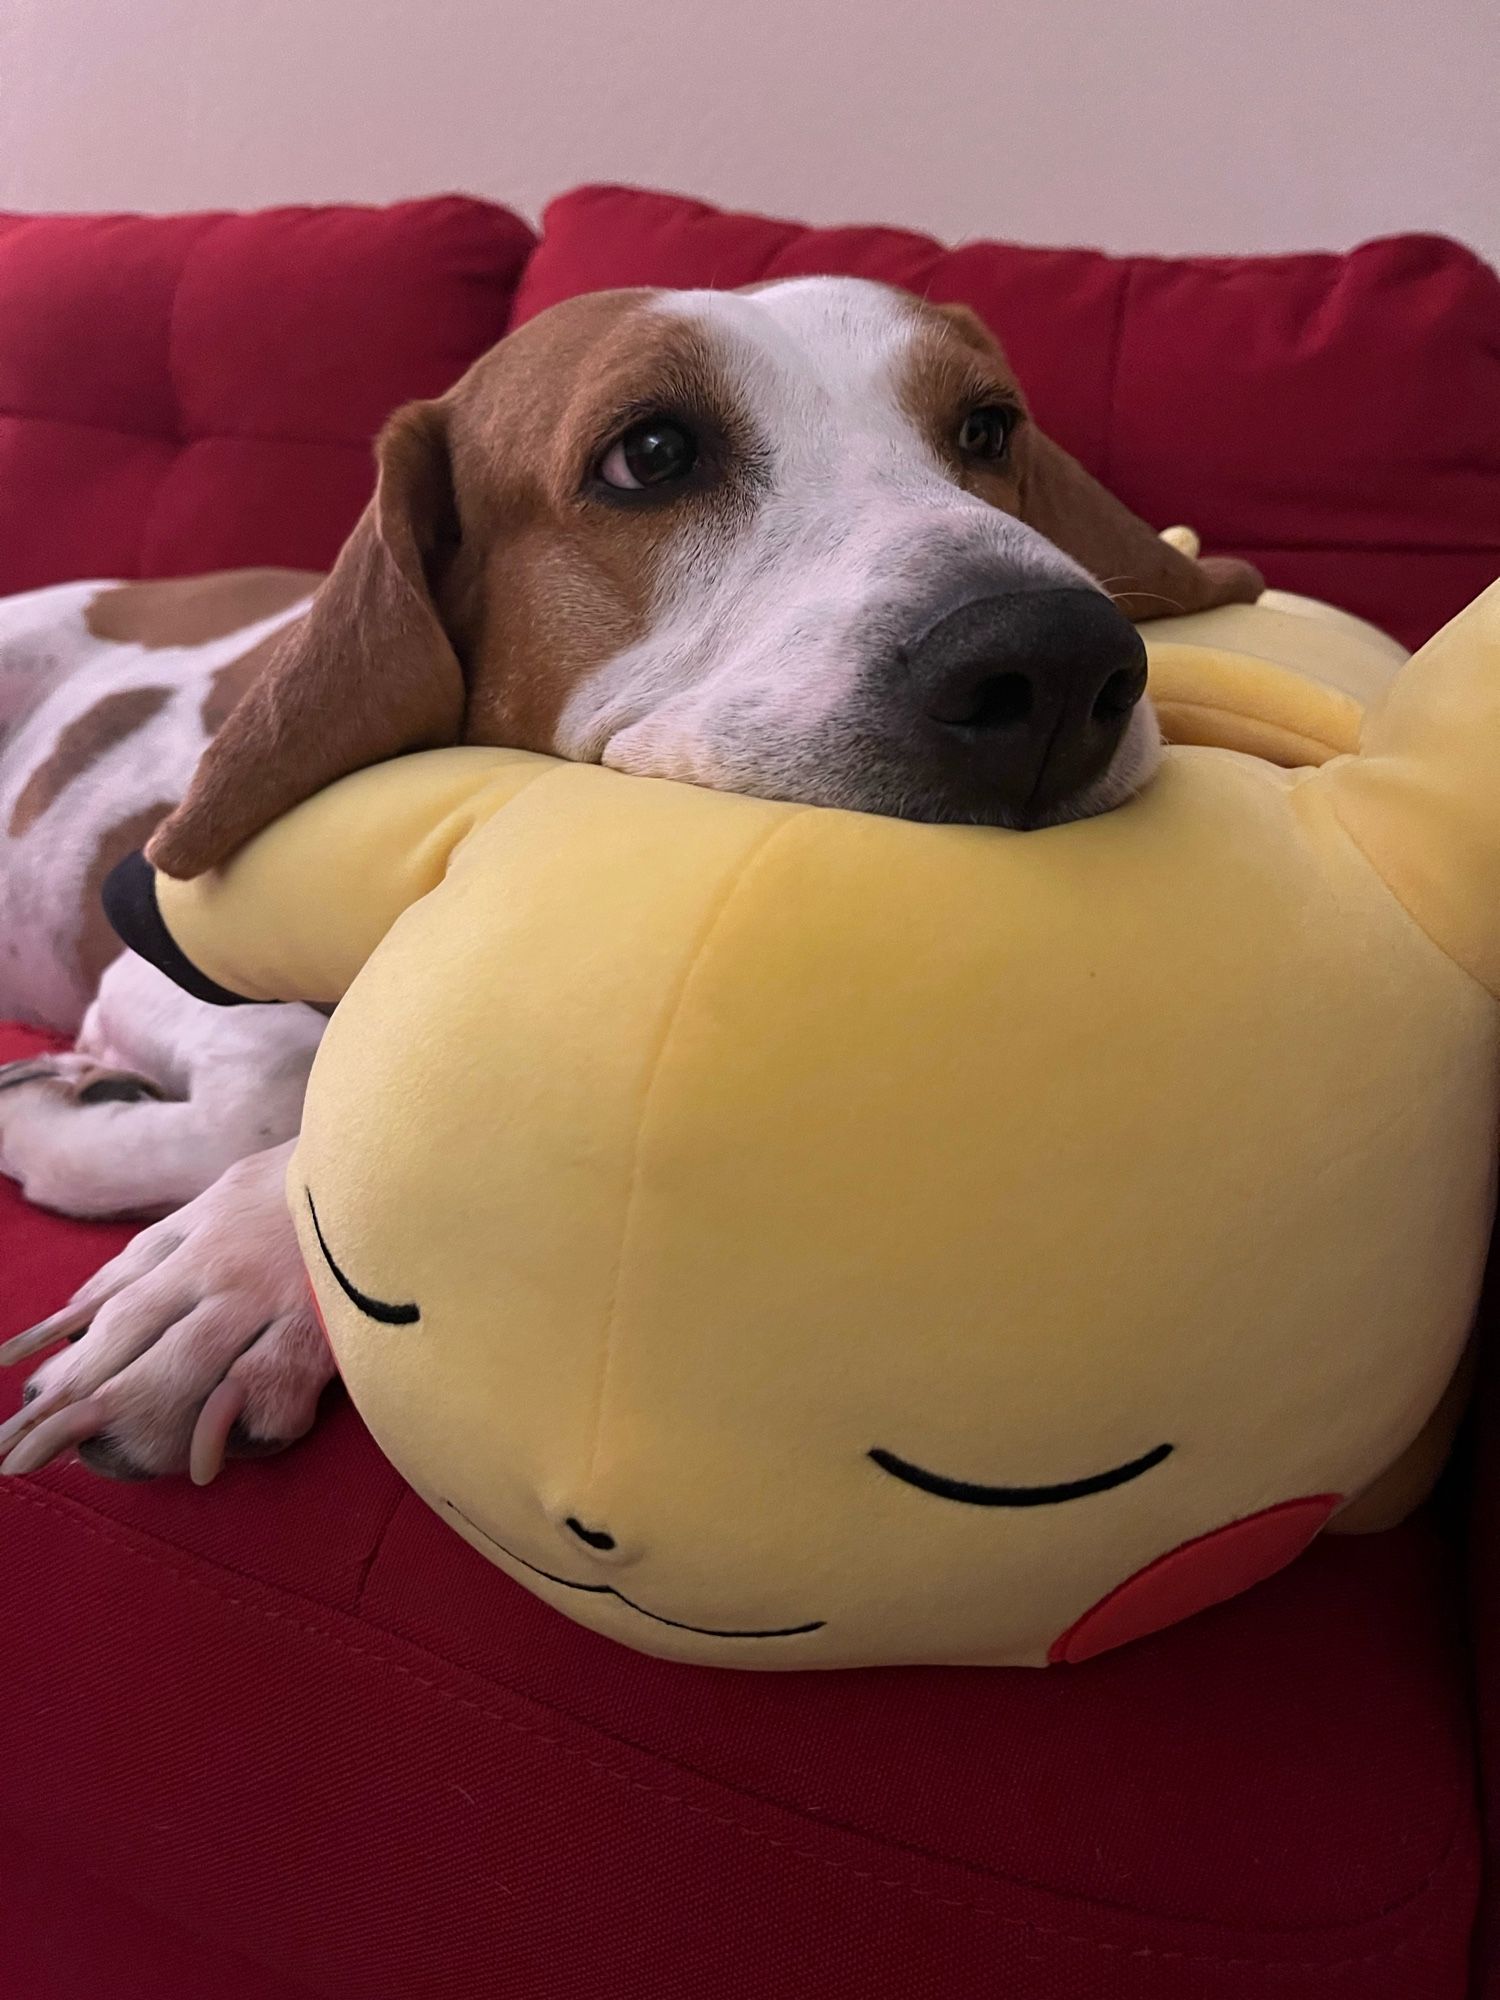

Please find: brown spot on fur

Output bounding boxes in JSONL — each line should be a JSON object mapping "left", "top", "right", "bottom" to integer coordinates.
{"left": 456, "top": 299, "right": 755, "bottom": 750}
{"left": 151, "top": 290, "right": 759, "bottom": 876}
{"left": 905, "top": 300, "right": 1263, "bottom": 619}
{"left": 199, "top": 630, "right": 291, "bottom": 735}
{"left": 85, "top": 569, "right": 318, "bottom": 648}
{"left": 9, "top": 687, "right": 173, "bottom": 836}
{"left": 76, "top": 800, "right": 176, "bottom": 990}
{"left": 896, "top": 303, "right": 1028, "bottom": 511}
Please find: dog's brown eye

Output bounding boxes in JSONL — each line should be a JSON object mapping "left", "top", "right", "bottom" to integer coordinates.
{"left": 599, "top": 417, "right": 698, "bottom": 492}
{"left": 957, "top": 406, "right": 1016, "bottom": 462}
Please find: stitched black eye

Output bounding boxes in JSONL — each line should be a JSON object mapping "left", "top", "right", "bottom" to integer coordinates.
{"left": 306, "top": 1191, "right": 419, "bottom": 1326}
{"left": 957, "top": 405, "right": 1016, "bottom": 462}
{"left": 598, "top": 416, "right": 698, "bottom": 492}
{"left": 868, "top": 1440, "right": 1173, "bottom": 1506}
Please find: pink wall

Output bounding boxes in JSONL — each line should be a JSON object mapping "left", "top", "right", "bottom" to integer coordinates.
{"left": 1, "top": 0, "right": 1495, "bottom": 261}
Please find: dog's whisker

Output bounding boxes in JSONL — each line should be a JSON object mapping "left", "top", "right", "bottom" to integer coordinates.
{"left": 1100, "top": 583, "right": 1187, "bottom": 614}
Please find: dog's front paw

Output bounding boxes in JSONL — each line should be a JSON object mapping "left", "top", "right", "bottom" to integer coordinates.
{"left": 0, "top": 1139, "right": 334, "bottom": 1483}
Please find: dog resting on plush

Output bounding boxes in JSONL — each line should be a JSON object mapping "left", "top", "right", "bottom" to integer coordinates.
{"left": 4, "top": 274, "right": 1277, "bottom": 1483}
{"left": 56, "top": 581, "right": 1500, "bottom": 1668}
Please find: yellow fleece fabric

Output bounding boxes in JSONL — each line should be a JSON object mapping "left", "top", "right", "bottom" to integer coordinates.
{"left": 154, "top": 580, "right": 1500, "bottom": 1669}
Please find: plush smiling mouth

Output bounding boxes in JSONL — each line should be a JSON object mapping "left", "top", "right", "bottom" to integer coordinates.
{"left": 868, "top": 1439, "right": 1174, "bottom": 1506}
{"left": 443, "top": 1503, "right": 826, "bottom": 1641}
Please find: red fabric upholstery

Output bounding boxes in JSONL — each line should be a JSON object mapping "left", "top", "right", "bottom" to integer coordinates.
{"left": 516, "top": 185, "right": 1500, "bottom": 652}
{"left": 0, "top": 198, "right": 534, "bottom": 591}
{"left": 3, "top": 193, "right": 1496, "bottom": 1996}
{"left": 1468, "top": 1270, "right": 1500, "bottom": 1996}
{"left": 0, "top": 1041, "right": 1485, "bottom": 1996}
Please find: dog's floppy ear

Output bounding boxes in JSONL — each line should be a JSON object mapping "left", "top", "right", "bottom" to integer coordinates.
{"left": 147, "top": 400, "right": 466, "bottom": 879}
{"left": 1018, "top": 429, "right": 1263, "bottom": 620}
{"left": 934, "top": 302, "right": 1262, "bottom": 621}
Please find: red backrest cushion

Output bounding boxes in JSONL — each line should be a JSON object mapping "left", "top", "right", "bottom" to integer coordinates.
{"left": 0, "top": 197, "right": 534, "bottom": 593}
{"left": 515, "top": 186, "right": 1500, "bottom": 651}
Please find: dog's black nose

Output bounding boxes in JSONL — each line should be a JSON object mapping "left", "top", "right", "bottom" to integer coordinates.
{"left": 903, "top": 589, "right": 1148, "bottom": 824}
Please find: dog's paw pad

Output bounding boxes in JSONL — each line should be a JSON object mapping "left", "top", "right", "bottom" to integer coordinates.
{"left": 75, "top": 1432, "right": 158, "bottom": 1482}
{"left": 226, "top": 1418, "right": 292, "bottom": 1461}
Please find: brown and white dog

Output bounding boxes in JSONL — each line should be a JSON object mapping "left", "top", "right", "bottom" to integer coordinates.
{"left": 0, "top": 278, "right": 1259, "bottom": 1485}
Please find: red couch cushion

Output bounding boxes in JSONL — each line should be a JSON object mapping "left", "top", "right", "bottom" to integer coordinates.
{"left": 0, "top": 1011, "right": 1480, "bottom": 1995}
{"left": 515, "top": 185, "right": 1500, "bottom": 652}
{"left": 0, "top": 197, "right": 534, "bottom": 592}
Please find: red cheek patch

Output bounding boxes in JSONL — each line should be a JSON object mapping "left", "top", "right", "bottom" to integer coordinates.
{"left": 1048, "top": 1493, "right": 1341, "bottom": 1665}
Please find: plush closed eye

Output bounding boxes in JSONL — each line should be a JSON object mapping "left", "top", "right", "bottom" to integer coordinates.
{"left": 306, "top": 1191, "right": 419, "bottom": 1326}
{"left": 597, "top": 415, "right": 699, "bottom": 492}
{"left": 956, "top": 404, "right": 1018, "bottom": 462}
{"left": 868, "top": 1439, "right": 1172, "bottom": 1507}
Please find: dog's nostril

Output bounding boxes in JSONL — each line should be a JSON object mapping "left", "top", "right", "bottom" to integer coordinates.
{"left": 1093, "top": 664, "right": 1148, "bottom": 723}
{"left": 564, "top": 1516, "right": 617, "bottom": 1552}
{"left": 931, "top": 670, "right": 1034, "bottom": 732}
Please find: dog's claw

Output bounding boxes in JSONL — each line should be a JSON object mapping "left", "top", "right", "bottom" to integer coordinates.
{"left": 0, "top": 1395, "right": 107, "bottom": 1475}
{"left": 189, "top": 1378, "right": 248, "bottom": 1487}
{"left": 0, "top": 1299, "right": 97, "bottom": 1367}
{"left": 0, "top": 1141, "right": 331, "bottom": 1481}
{"left": 0, "top": 1388, "right": 64, "bottom": 1454}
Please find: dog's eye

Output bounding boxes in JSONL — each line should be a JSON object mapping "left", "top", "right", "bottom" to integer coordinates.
{"left": 956, "top": 405, "right": 1016, "bottom": 462}
{"left": 598, "top": 416, "right": 699, "bottom": 492}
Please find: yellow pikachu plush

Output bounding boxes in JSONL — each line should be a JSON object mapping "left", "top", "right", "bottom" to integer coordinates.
{"left": 142, "top": 578, "right": 1500, "bottom": 1670}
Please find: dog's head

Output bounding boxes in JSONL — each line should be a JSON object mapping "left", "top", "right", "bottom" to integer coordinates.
{"left": 148, "top": 278, "right": 1261, "bottom": 878}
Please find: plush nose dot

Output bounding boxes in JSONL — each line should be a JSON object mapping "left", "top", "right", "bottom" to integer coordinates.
{"left": 1048, "top": 1492, "right": 1341, "bottom": 1665}
{"left": 564, "top": 1516, "right": 617, "bottom": 1552}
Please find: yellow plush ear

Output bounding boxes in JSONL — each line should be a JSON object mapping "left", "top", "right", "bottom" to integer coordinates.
{"left": 152, "top": 748, "right": 552, "bottom": 1006}
{"left": 1309, "top": 578, "right": 1500, "bottom": 997}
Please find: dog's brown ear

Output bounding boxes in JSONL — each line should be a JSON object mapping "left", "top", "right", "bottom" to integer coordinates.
{"left": 932, "top": 302, "right": 1261, "bottom": 621}
{"left": 1018, "top": 429, "right": 1263, "bottom": 621}
{"left": 147, "top": 401, "right": 466, "bottom": 879}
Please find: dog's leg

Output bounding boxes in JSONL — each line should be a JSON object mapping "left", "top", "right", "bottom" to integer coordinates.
{"left": 0, "top": 951, "right": 322, "bottom": 1218}
{"left": 0, "top": 1138, "right": 334, "bottom": 1482}
{"left": 0, "top": 953, "right": 333, "bottom": 1481}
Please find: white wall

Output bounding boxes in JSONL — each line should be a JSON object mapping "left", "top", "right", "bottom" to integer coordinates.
{"left": 1, "top": 0, "right": 1495, "bottom": 262}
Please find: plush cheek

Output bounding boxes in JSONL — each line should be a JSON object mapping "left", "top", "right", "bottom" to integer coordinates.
{"left": 1048, "top": 1493, "right": 1342, "bottom": 1665}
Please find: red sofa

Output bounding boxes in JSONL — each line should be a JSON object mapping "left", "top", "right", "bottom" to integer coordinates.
{"left": 4, "top": 186, "right": 1500, "bottom": 2000}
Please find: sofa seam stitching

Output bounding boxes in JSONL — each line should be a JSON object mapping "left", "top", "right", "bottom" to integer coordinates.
{"left": 350, "top": 1480, "right": 413, "bottom": 1613}
{"left": 0, "top": 1478, "right": 1468, "bottom": 1968}
{"left": 1098, "top": 261, "right": 1134, "bottom": 492}
{"left": 580, "top": 810, "right": 802, "bottom": 1487}
{"left": 134, "top": 220, "right": 207, "bottom": 576}
{"left": 0, "top": 407, "right": 377, "bottom": 450}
